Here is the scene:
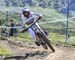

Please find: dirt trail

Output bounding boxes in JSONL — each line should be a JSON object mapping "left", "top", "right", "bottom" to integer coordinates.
{"left": 0, "top": 38, "right": 75, "bottom": 60}
{"left": 45, "top": 46, "right": 75, "bottom": 60}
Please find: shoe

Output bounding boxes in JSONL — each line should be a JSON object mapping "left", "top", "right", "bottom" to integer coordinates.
{"left": 35, "top": 41, "right": 40, "bottom": 46}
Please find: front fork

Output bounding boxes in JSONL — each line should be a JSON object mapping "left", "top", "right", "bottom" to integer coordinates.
{"left": 35, "top": 32, "right": 45, "bottom": 44}
{"left": 30, "top": 24, "right": 45, "bottom": 44}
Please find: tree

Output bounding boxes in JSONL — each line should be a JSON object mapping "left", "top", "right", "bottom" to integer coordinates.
{"left": 22, "top": 0, "right": 26, "bottom": 6}
{"left": 53, "top": 3, "right": 60, "bottom": 9}
{"left": 5, "top": 0, "right": 9, "bottom": 7}
{"left": 0, "top": 20, "right": 1, "bottom": 25}
{"left": 27, "top": 0, "right": 32, "bottom": 5}
{"left": 48, "top": 1, "right": 52, "bottom": 7}
{"left": 9, "top": 0, "right": 18, "bottom": 6}
{"left": 38, "top": 0, "right": 46, "bottom": 8}
{"left": 0, "top": 19, "right": 5, "bottom": 25}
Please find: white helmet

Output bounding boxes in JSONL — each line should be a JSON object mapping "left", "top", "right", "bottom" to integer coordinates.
{"left": 22, "top": 7, "right": 30, "bottom": 13}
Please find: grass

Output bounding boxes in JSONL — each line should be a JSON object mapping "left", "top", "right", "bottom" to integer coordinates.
{"left": 18, "top": 32, "right": 30, "bottom": 40}
{"left": 18, "top": 32, "right": 65, "bottom": 42}
{"left": 0, "top": 44, "right": 12, "bottom": 56}
{"left": 30, "top": 7, "right": 66, "bottom": 20}
{"left": 48, "top": 33, "right": 65, "bottom": 43}
{"left": 48, "top": 33, "right": 75, "bottom": 46}
{"left": 17, "top": 32, "right": 75, "bottom": 45}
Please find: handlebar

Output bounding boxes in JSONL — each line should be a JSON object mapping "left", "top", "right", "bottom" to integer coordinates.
{"left": 24, "top": 18, "right": 39, "bottom": 30}
{"left": 25, "top": 17, "right": 38, "bottom": 30}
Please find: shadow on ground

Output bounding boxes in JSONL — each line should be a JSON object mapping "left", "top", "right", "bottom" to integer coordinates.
{"left": 3, "top": 51, "right": 50, "bottom": 60}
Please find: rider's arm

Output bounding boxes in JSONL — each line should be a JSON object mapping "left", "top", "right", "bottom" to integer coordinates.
{"left": 33, "top": 13, "right": 43, "bottom": 21}
{"left": 37, "top": 15, "right": 42, "bottom": 21}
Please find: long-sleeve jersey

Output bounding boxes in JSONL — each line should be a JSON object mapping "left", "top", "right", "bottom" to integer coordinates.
{"left": 21, "top": 12, "right": 42, "bottom": 27}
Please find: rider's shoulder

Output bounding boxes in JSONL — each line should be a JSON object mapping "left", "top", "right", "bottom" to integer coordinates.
{"left": 30, "top": 12, "right": 35, "bottom": 14}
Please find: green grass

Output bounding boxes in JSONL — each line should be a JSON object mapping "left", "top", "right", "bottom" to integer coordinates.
{"left": 17, "top": 32, "right": 75, "bottom": 45}
{"left": 17, "top": 32, "right": 31, "bottom": 41}
{"left": 48, "top": 33, "right": 65, "bottom": 42}
{"left": 48, "top": 33, "right": 75, "bottom": 45}
{"left": 30, "top": 7, "right": 66, "bottom": 20}
{"left": 18, "top": 32, "right": 65, "bottom": 42}
{"left": 0, "top": 44, "right": 12, "bottom": 56}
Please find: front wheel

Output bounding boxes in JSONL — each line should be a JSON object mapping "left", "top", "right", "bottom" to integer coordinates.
{"left": 45, "top": 39, "right": 55, "bottom": 52}
{"left": 40, "top": 32, "right": 55, "bottom": 52}
{"left": 36, "top": 33, "right": 48, "bottom": 49}
{"left": 41, "top": 42, "right": 48, "bottom": 49}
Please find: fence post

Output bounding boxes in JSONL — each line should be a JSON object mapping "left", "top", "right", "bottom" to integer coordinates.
{"left": 5, "top": 0, "right": 9, "bottom": 36}
{"left": 65, "top": 0, "right": 70, "bottom": 43}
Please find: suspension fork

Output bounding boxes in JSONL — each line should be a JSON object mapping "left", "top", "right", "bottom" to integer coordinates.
{"left": 30, "top": 24, "right": 42, "bottom": 42}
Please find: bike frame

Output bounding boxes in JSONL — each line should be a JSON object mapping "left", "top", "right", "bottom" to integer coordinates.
{"left": 30, "top": 23, "right": 48, "bottom": 43}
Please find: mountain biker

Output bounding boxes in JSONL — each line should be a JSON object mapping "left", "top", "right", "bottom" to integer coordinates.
{"left": 20, "top": 7, "right": 42, "bottom": 46}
